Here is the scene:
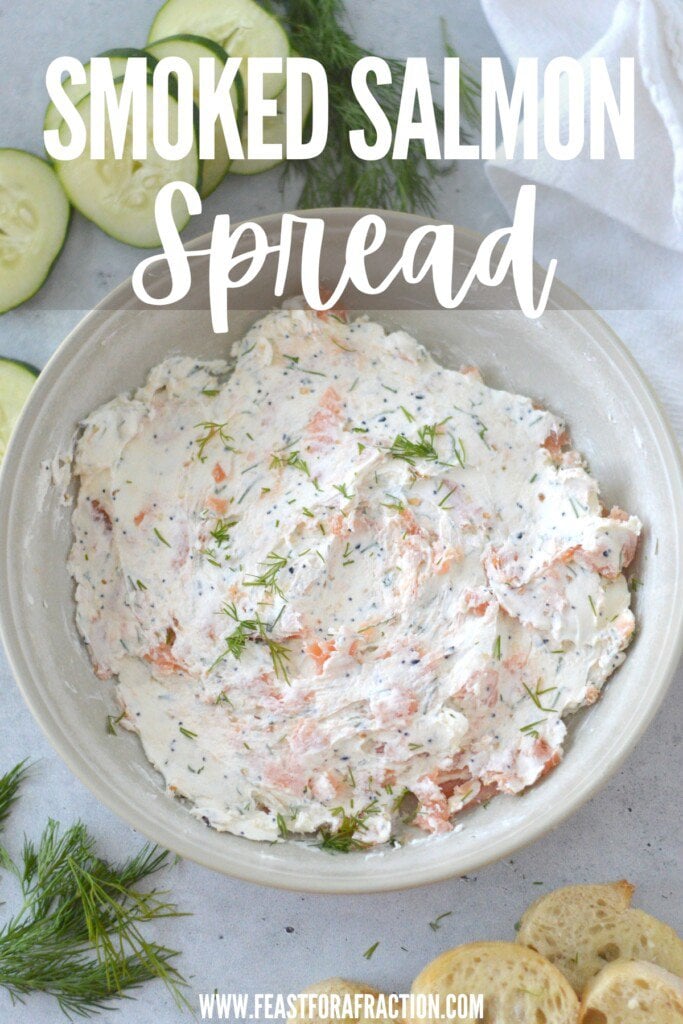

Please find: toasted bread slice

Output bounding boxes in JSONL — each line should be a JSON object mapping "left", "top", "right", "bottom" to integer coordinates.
{"left": 516, "top": 881, "right": 683, "bottom": 994}
{"left": 579, "top": 960, "right": 683, "bottom": 1023}
{"left": 410, "top": 941, "right": 579, "bottom": 1023}
{"left": 288, "top": 978, "right": 388, "bottom": 1024}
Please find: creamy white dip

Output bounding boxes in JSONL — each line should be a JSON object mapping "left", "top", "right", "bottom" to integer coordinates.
{"left": 69, "top": 309, "right": 640, "bottom": 847}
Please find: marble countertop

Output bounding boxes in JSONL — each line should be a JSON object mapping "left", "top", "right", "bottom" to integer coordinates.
{"left": 0, "top": 1, "right": 681, "bottom": 1021}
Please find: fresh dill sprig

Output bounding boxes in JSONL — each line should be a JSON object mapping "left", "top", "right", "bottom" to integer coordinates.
{"left": 210, "top": 517, "right": 238, "bottom": 549}
{"left": 520, "top": 719, "right": 547, "bottom": 739}
{"left": 106, "top": 711, "right": 125, "bottom": 736}
{"left": 317, "top": 800, "right": 379, "bottom": 852}
{"left": 441, "top": 18, "right": 481, "bottom": 128}
{"left": 0, "top": 764, "right": 189, "bottom": 1018}
{"left": 388, "top": 423, "right": 440, "bottom": 465}
{"left": 211, "top": 604, "right": 291, "bottom": 683}
{"left": 0, "top": 760, "right": 30, "bottom": 833}
{"left": 333, "top": 482, "right": 354, "bottom": 500}
{"left": 280, "top": 0, "right": 480, "bottom": 212}
{"left": 522, "top": 680, "right": 557, "bottom": 713}
{"left": 194, "top": 421, "right": 236, "bottom": 463}
{"left": 153, "top": 527, "right": 171, "bottom": 549}
{"left": 270, "top": 449, "right": 310, "bottom": 477}
{"left": 244, "top": 552, "right": 288, "bottom": 598}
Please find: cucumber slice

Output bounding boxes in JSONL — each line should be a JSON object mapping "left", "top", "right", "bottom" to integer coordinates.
{"left": 54, "top": 79, "right": 200, "bottom": 248}
{"left": 0, "top": 358, "right": 39, "bottom": 462}
{"left": 146, "top": 34, "right": 245, "bottom": 197}
{"left": 44, "top": 49, "right": 158, "bottom": 136}
{"left": 147, "top": 0, "right": 289, "bottom": 101}
{"left": 0, "top": 149, "right": 70, "bottom": 313}
{"left": 230, "top": 63, "right": 313, "bottom": 175}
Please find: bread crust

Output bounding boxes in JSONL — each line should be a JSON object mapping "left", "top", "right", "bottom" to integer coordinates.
{"left": 411, "top": 940, "right": 579, "bottom": 1023}
{"left": 516, "top": 881, "right": 683, "bottom": 994}
{"left": 288, "top": 979, "right": 387, "bottom": 1024}
{"left": 578, "top": 960, "right": 683, "bottom": 1023}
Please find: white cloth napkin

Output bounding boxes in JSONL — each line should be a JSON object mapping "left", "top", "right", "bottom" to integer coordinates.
{"left": 481, "top": 0, "right": 683, "bottom": 253}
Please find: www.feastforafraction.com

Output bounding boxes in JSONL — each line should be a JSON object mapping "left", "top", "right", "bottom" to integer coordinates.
{"left": 197, "top": 991, "right": 485, "bottom": 1021}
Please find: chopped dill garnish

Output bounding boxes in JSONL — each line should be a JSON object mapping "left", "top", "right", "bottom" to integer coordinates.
{"left": 283, "top": 354, "right": 327, "bottom": 377}
{"left": 244, "top": 552, "right": 288, "bottom": 598}
{"left": 0, "top": 763, "right": 189, "bottom": 1015}
{"left": 276, "top": 813, "right": 289, "bottom": 839}
{"left": 629, "top": 577, "right": 643, "bottom": 591}
{"left": 194, "top": 421, "right": 236, "bottom": 463}
{"left": 569, "top": 496, "right": 583, "bottom": 518}
{"left": 400, "top": 406, "right": 415, "bottom": 423}
{"left": 492, "top": 635, "right": 502, "bottom": 660}
{"left": 381, "top": 383, "right": 398, "bottom": 394}
{"left": 333, "top": 482, "right": 354, "bottom": 500}
{"left": 281, "top": 0, "right": 480, "bottom": 213}
{"left": 200, "top": 548, "right": 222, "bottom": 568}
{"left": 153, "top": 527, "right": 171, "bottom": 548}
{"left": 317, "top": 801, "right": 379, "bottom": 852}
{"left": 450, "top": 435, "right": 466, "bottom": 468}
{"left": 363, "top": 941, "right": 380, "bottom": 960}
{"left": 211, "top": 604, "right": 291, "bottom": 683}
{"left": 588, "top": 594, "right": 598, "bottom": 617}
{"left": 215, "top": 692, "right": 233, "bottom": 707}
{"left": 106, "top": 711, "right": 125, "bottom": 736}
{"left": 201, "top": 388, "right": 219, "bottom": 397}
{"left": 388, "top": 424, "right": 440, "bottom": 465}
{"left": 438, "top": 485, "right": 457, "bottom": 509}
{"left": 520, "top": 719, "right": 547, "bottom": 739}
{"left": 178, "top": 726, "right": 197, "bottom": 740}
{"left": 382, "top": 495, "right": 406, "bottom": 513}
{"left": 135, "top": 579, "right": 147, "bottom": 591}
{"left": 529, "top": 473, "right": 538, "bottom": 484}
{"left": 270, "top": 450, "right": 310, "bottom": 477}
{"left": 429, "top": 911, "right": 453, "bottom": 932}
{"left": 342, "top": 542, "right": 355, "bottom": 565}
{"left": 210, "top": 517, "right": 238, "bottom": 548}
{"left": 301, "top": 507, "right": 314, "bottom": 518}
{"left": 523, "top": 680, "right": 557, "bottom": 713}
{"left": 351, "top": 426, "right": 369, "bottom": 434}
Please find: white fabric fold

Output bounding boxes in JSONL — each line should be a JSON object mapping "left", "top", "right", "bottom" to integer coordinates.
{"left": 481, "top": 0, "right": 683, "bottom": 253}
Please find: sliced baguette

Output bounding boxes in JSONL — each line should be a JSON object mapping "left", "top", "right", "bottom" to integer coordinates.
{"left": 288, "top": 978, "right": 390, "bottom": 1024}
{"left": 516, "top": 881, "right": 683, "bottom": 994}
{"left": 578, "top": 960, "right": 683, "bottom": 1023}
{"left": 411, "top": 941, "right": 579, "bottom": 1023}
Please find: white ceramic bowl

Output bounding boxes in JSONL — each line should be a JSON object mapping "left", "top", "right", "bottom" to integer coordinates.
{"left": 1, "top": 210, "right": 682, "bottom": 893}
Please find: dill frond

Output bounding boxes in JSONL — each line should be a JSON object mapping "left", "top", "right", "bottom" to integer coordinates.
{"left": 194, "top": 421, "right": 236, "bottom": 463}
{"left": 244, "top": 551, "right": 288, "bottom": 597}
{"left": 211, "top": 604, "right": 291, "bottom": 683}
{"left": 0, "top": 760, "right": 30, "bottom": 833}
{"left": 317, "top": 800, "right": 379, "bottom": 852}
{"left": 0, "top": 765, "right": 189, "bottom": 1018}
{"left": 280, "top": 0, "right": 480, "bottom": 212}
{"left": 388, "top": 423, "right": 440, "bottom": 465}
{"left": 270, "top": 449, "right": 310, "bottom": 476}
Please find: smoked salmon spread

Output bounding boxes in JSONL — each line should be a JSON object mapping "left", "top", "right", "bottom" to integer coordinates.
{"left": 69, "top": 309, "right": 641, "bottom": 846}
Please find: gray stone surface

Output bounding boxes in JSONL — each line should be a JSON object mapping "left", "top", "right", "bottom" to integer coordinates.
{"left": 0, "top": 1, "right": 680, "bottom": 1021}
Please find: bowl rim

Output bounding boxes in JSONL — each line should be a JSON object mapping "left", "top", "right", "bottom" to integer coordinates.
{"left": 1, "top": 207, "right": 682, "bottom": 894}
